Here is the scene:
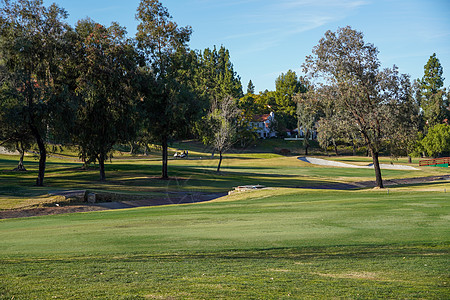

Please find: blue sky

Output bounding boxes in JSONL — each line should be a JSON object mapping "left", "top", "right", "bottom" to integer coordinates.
{"left": 43, "top": 0, "right": 450, "bottom": 93}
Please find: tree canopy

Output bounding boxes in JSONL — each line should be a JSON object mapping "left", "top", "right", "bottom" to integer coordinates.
{"left": 136, "top": 0, "right": 200, "bottom": 179}
{"left": 72, "top": 19, "right": 141, "bottom": 180}
{"left": 420, "top": 123, "right": 450, "bottom": 158}
{"left": 419, "top": 53, "right": 447, "bottom": 127}
{"left": 303, "top": 26, "right": 418, "bottom": 188}
{"left": 197, "top": 46, "right": 243, "bottom": 101}
{"left": 0, "top": 0, "right": 73, "bottom": 185}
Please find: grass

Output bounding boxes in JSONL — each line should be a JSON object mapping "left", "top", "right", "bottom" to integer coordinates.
{"left": 1, "top": 187, "right": 449, "bottom": 298}
{"left": 2, "top": 150, "right": 448, "bottom": 211}
{"left": 0, "top": 145, "right": 449, "bottom": 298}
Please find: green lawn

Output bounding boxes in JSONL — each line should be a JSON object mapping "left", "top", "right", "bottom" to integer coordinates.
{"left": 1, "top": 187, "right": 449, "bottom": 299}
{"left": 2, "top": 151, "right": 448, "bottom": 211}
{"left": 1, "top": 150, "right": 449, "bottom": 298}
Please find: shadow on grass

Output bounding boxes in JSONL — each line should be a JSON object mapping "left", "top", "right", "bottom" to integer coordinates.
{"left": 1, "top": 154, "right": 448, "bottom": 200}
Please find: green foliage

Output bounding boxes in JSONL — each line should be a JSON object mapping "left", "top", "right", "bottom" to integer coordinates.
{"left": 72, "top": 19, "right": 141, "bottom": 180}
{"left": 197, "top": 46, "right": 243, "bottom": 101}
{"left": 0, "top": 80, "right": 34, "bottom": 162}
{"left": 419, "top": 53, "right": 447, "bottom": 127}
{"left": 246, "top": 79, "right": 255, "bottom": 94}
{"left": 422, "top": 90, "right": 447, "bottom": 127}
{"left": 296, "top": 92, "right": 320, "bottom": 154}
{"left": 273, "top": 70, "right": 306, "bottom": 129}
{"left": 421, "top": 53, "right": 444, "bottom": 96}
{"left": 0, "top": 0, "right": 73, "bottom": 185}
{"left": 275, "top": 70, "right": 300, "bottom": 114}
{"left": 420, "top": 123, "right": 450, "bottom": 157}
{"left": 303, "top": 26, "right": 419, "bottom": 187}
{"left": 136, "top": 0, "right": 199, "bottom": 179}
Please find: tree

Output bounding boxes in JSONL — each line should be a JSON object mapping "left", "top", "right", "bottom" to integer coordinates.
{"left": 420, "top": 123, "right": 450, "bottom": 157}
{"left": 381, "top": 68, "right": 420, "bottom": 161}
{"left": 136, "top": 0, "right": 199, "bottom": 179}
{"left": 197, "top": 46, "right": 243, "bottom": 101}
{"left": 303, "top": 26, "right": 418, "bottom": 188}
{"left": 247, "top": 80, "right": 255, "bottom": 95}
{"left": 0, "top": 0, "right": 72, "bottom": 186}
{"left": 0, "top": 80, "right": 34, "bottom": 171}
{"left": 295, "top": 91, "right": 319, "bottom": 155}
{"left": 207, "top": 95, "right": 240, "bottom": 172}
{"left": 311, "top": 85, "right": 350, "bottom": 156}
{"left": 421, "top": 53, "right": 444, "bottom": 96}
{"left": 72, "top": 19, "right": 141, "bottom": 181}
{"left": 419, "top": 53, "right": 447, "bottom": 127}
{"left": 274, "top": 70, "right": 306, "bottom": 129}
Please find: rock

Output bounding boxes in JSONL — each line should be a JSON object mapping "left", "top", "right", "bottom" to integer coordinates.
{"left": 87, "top": 193, "right": 96, "bottom": 204}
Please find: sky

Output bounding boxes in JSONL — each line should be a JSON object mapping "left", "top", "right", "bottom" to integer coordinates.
{"left": 42, "top": 0, "right": 450, "bottom": 93}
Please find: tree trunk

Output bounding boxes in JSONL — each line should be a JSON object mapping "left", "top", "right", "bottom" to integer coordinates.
{"left": 408, "top": 156, "right": 412, "bottom": 164}
{"left": 331, "top": 138, "right": 338, "bottom": 156}
{"left": 161, "top": 135, "right": 168, "bottom": 179}
{"left": 129, "top": 143, "right": 134, "bottom": 155}
{"left": 81, "top": 158, "right": 89, "bottom": 170}
{"left": 16, "top": 151, "right": 26, "bottom": 171}
{"left": 351, "top": 139, "right": 356, "bottom": 156}
{"left": 304, "top": 129, "right": 309, "bottom": 156}
{"left": 98, "top": 153, "right": 106, "bottom": 181}
{"left": 13, "top": 143, "right": 27, "bottom": 171}
{"left": 371, "top": 150, "right": 384, "bottom": 188}
{"left": 30, "top": 125, "right": 46, "bottom": 186}
{"left": 36, "top": 140, "right": 46, "bottom": 186}
{"left": 217, "top": 150, "right": 223, "bottom": 172}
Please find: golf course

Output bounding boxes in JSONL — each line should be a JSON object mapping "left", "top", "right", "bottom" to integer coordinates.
{"left": 0, "top": 143, "right": 449, "bottom": 299}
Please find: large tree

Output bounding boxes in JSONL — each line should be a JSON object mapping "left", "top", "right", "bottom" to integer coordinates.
{"left": 136, "top": 0, "right": 199, "bottom": 179}
{"left": 0, "top": 0, "right": 72, "bottom": 185}
{"left": 419, "top": 53, "right": 447, "bottom": 127}
{"left": 72, "top": 19, "right": 141, "bottom": 181}
{"left": 303, "top": 26, "right": 417, "bottom": 188}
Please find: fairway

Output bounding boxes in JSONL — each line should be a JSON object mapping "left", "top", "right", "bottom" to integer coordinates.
{"left": 1, "top": 186, "right": 449, "bottom": 299}
{"left": 1, "top": 0, "right": 449, "bottom": 298}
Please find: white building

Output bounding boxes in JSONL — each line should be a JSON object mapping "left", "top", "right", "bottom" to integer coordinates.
{"left": 249, "top": 112, "right": 277, "bottom": 139}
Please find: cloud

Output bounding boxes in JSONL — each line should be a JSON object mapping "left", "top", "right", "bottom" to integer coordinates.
{"left": 219, "top": 0, "right": 368, "bottom": 56}
{"left": 277, "top": 0, "right": 369, "bottom": 9}
{"left": 218, "top": 0, "right": 369, "bottom": 53}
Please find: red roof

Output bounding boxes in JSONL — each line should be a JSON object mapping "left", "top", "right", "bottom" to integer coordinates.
{"left": 252, "top": 114, "right": 270, "bottom": 122}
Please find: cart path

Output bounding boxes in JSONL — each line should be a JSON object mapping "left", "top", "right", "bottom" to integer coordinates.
{"left": 298, "top": 156, "right": 419, "bottom": 170}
